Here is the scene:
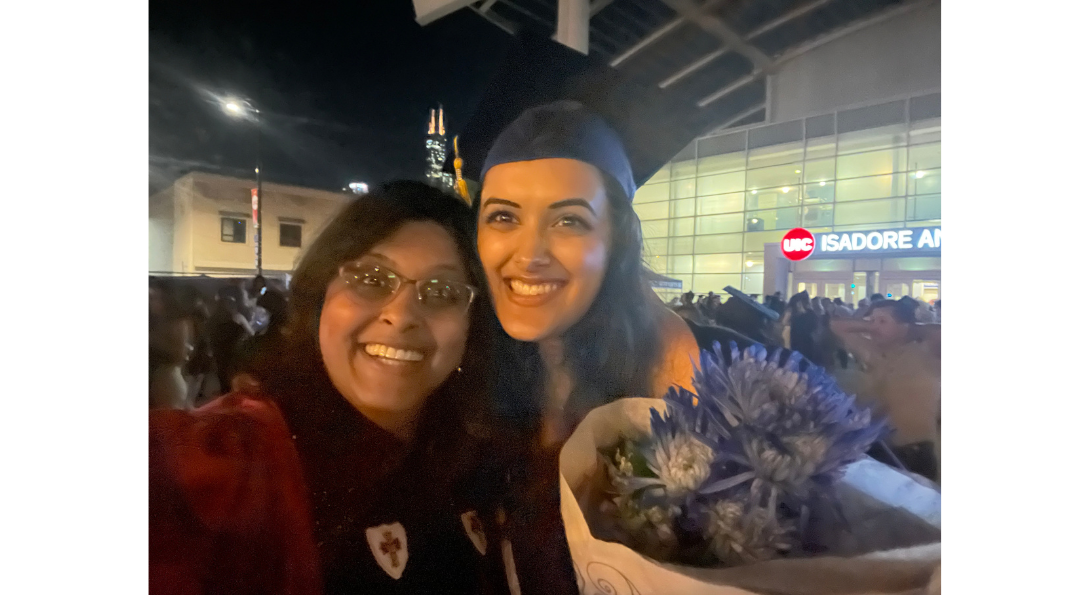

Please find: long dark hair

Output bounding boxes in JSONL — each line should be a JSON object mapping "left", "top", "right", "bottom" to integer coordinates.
{"left": 258, "top": 180, "right": 496, "bottom": 461}
{"left": 483, "top": 173, "right": 663, "bottom": 434}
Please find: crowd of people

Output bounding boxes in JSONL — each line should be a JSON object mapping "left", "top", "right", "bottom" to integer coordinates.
{"left": 148, "top": 101, "right": 941, "bottom": 595}
{"left": 148, "top": 275, "right": 288, "bottom": 409}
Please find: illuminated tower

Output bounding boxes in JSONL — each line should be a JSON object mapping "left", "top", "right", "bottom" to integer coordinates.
{"left": 425, "top": 106, "right": 453, "bottom": 190}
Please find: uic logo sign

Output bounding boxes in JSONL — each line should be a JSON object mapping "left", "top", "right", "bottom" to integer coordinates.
{"left": 781, "top": 228, "right": 815, "bottom": 261}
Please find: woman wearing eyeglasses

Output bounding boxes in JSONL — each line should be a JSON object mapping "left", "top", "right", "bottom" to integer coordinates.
{"left": 150, "top": 181, "right": 510, "bottom": 595}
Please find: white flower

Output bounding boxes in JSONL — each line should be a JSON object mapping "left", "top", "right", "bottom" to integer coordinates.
{"left": 704, "top": 499, "right": 792, "bottom": 566}
{"left": 652, "top": 433, "right": 715, "bottom": 498}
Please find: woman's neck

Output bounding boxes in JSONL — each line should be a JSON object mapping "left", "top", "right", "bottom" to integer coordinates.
{"left": 350, "top": 402, "right": 421, "bottom": 443}
{"left": 538, "top": 336, "right": 573, "bottom": 447}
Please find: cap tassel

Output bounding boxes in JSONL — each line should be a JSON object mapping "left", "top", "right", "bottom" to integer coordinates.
{"left": 453, "top": 136, "right": 471, "bottom": 205}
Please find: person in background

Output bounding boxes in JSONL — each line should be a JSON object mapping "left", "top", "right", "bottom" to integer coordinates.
{"left": 831, "top": 299, "right": 940, "bottom": 481}
{"left": 787, "top": 292, "right": 826, "bottom": 366}
{"left": 149, "top": 306, "right": 195, "bottom": 410}
{"left": 832, "top": 297, "right": 854, "bottom": 317}
{"left": 854, "top": 297, "right": 872, "bottom": 318}
{"left": 207, "top": 285, "right": 254, "bottom": 395}
{"left": 674, "top": 290, "right": 706, "bottom": 325}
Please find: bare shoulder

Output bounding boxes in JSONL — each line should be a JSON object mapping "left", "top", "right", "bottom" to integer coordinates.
{"left": 650, "top": 307, "right": 702, "bottom": 397}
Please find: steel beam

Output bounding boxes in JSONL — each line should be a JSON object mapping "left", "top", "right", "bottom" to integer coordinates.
{"left": 743, "top": 0, "right": 834, "bottom": 41}
{"left": 659, "top": 47, "right": 726, "bottom": 88}
{"left": 609, "top": 0, "right": 727, "bottom": 67}
{"left": 660, "top": 0, "right": 772, "bottom": 69}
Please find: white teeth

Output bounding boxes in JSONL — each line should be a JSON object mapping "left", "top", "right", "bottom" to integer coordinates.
{"left": 364, "top": 343, "right": 424, "bottom": 362}
{"left": 510, "top": 279, "right": 561, "bottom": 296}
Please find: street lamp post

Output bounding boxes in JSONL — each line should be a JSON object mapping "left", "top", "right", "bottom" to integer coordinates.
{"left": 224, "top": 98, "right": 263, "bottom": 276}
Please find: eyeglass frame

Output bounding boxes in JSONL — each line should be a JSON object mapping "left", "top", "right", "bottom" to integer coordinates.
{"left": 337, "top": 259, "right": 478, "bottom": 314}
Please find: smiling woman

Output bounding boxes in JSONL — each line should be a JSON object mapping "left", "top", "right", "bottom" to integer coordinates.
{"left": 474, "top": 101, "right": 702, "bottom": 595}
{"left": 149, "top": 181, "right": 511, "bottom": 595}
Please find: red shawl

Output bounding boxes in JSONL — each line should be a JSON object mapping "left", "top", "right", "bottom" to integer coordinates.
{"left": 149, "top": 393, "right": 321, "bottom": 595}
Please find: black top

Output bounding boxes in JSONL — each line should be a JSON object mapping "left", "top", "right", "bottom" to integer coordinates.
{"left": 273, "top": 382, "right": 511, "bottom": 595}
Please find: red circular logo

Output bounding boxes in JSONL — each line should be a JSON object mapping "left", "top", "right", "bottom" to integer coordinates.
{"left": 781, "top": 228, "right": 815, "bottom": 261}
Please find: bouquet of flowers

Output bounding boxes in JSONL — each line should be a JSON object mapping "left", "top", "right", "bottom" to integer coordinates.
{"left": 558, "top": 343, "right": 941, "bottom": 595}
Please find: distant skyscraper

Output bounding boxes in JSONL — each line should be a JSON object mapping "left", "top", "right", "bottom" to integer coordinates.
{"left": 425, "top": 106, "right": 454, "bottom": 191}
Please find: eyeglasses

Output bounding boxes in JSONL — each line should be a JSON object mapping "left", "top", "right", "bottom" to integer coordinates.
{"left": 339, "top": 260, "right": 477, "bottom": 314}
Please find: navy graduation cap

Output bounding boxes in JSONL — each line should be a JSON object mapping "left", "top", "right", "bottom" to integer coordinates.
{"left": 447, "top": 30, "right": 711, "bottom": 203}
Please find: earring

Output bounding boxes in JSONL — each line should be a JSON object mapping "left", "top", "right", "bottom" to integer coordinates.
{"left": 457, "top": 367, "right": 463, "bottom": 373}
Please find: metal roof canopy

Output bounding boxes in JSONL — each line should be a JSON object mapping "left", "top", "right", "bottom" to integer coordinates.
{"left": 418, "top": 0, "right": 936, "bottom": 136}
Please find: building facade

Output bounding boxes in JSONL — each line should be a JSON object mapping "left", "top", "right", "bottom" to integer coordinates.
{"left": 639, "top": 3, "right": 940, "bottom": 305}
{"left": 425, "top": 106, "right": 454, "bottom": 191}
{"left": 149, "top": 172, "right": 351, "bottom": 276}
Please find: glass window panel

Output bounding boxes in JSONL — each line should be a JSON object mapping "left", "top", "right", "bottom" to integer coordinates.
{"left": 742, "top": 273, "right": 765, "bottom": 295}
{"left": 806, "top": 135, "right": 836, "bottom": 160}
{"left": 646, "top": 166, "right": 671, "bottom": 184}
{"left": 746, "top": 187, "right": 800, "bottom": 211}
{"left": 670, "top": 217, "right": 695, "bottom": 236}
{"left": 647, "top": 254, "right": 668, "bottom": 274}
{"left": 697, "top": 152, "right": 746, "bottom": 176}
{"left": 697, "top": 171, "right": 745, "bottom": 195}
{"left": 698, "top": 192, "right": 745, "bottom": 215}
{"left": 882, "top": 257, "right": 942, "bottom": 272}
{"left": 907, "top": 194, "right": 941, "bottom": 221}
{"left": 802, "top": 204, "right": 834, "bottom": 227}
{"left": 672, "top": 159, "right": 697, "bottom": 179}
{"left": 804, "top": 158, "right": 835, "bottom": 183}
{"left": 670, "top": 198, "right": 696, "bottom": 218}
{"left": 909, "top": 118, "right": 940, "bottom": 144}
{"left": 749, "top": 120, "right": 803, "bottom": 149}
{"left": 694, "top": 233, "right": 744, "bottom": 254}
{"left": 693, "top": 274, "right": 742, "bottom": 294}
{"left": 672, "top": 178, "right": 696, "bottom": 199}
{"left": 834, "top": 198, "right": 906, "bottom": 226}
{"left": 694, "top": 253, "right": 743, "bottom": 273}
{"left": 747, "top": 207, "right": 801, "bottom": 231}
{"left": 806, "top": 114, "right": 835, "bottom": 138}
{"left": 634, "top": 182, "right": 670, "bottom": 204}
{"left": 837, "top": 124, "right": 907, "bottom": 154}
{"left": 747, "top": 163, "right": 804, "bottom": 190}
{"left": 836, "top": 174, "right": 906, "bottom": 202}
{"left": 696, "top": 213, "right": 744, "bottom": 235}
{"left": 833, "top": 223, "right": 905, "bottom": 232}
{"left": 802, "top": 182, "right": 834, "bottom": 204}
{"left": 837, "top": 148, "right": 907, "bottom": 179}
{"left": 837, "top": 100, "right": 905, "bottom": 133}
{"left": 634, "top": 201, "right": 669, "bottom": 221}
{"left": 744, "top": 230, "right": 787, "bottom": 252}
{"left": 909, "top": 170, "right": 941, "bottom": 195}
{"left": 698, "top": 132, "right": 746, "bottom": 159}
{"left": 906, "top": 219, "right": 941, "bottom": 228}
{"left": 668, "top": 255, "right": 694, "bottom": 274}
{"left": 747, "top": 141, "right": 804, "bottom": 169}
{"left": 669, "top": 236, "right": 694, "bottom": 255}
{"left": 907, "top": 143, "right": 940, "bottom": 171}
{"left": 643, "top": 237, "right": 668, "bottom": 257}
{"left": 642, "top": 220, "right": 668, "bottom": 238}
{"left": 743, "top": 251, "right": 765, "bottom": 273}
{"left": 909, "top": 93, "right": 941, "bottom": 121}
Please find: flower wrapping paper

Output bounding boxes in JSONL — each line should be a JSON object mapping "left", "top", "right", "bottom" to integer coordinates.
{"left": 558, "top": 398, "right": 941, "bottom": 595}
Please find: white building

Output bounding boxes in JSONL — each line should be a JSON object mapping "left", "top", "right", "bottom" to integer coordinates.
{"left": 149, "top": 172, "right": 352, "bottom": 276}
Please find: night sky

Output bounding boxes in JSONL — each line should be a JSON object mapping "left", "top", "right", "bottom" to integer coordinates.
{"left": 149, "top": 1, "right": 512, "bottom": 193}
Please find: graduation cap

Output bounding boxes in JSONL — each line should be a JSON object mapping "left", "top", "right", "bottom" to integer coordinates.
{"left": 447, "top": 30, "right": 710, "bottom": 196}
